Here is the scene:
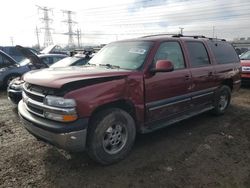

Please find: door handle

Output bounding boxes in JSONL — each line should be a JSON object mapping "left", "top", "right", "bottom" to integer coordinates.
{"left": 208, "top": 72, "right": 213, "bottom": 77}
{"left": 184, "top": 75, "right": 190, "bottom": 80}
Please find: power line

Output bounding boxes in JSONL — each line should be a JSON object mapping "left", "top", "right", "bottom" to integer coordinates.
{"left": 78, "top": 1, "right": 250, "bottom": 15}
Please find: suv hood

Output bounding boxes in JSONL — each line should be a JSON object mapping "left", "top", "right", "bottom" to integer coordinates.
{"left": 23, "top": 66, "right": 132, "bottom": 88}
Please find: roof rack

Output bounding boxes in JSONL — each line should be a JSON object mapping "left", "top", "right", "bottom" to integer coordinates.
{"left": 172, "top": 34, "right": 226, "bottom": 41}
{"left": 141, "top": 33, "right": 179, "bottom": 38}
{"left": 141, "top": 33, "right": 226, "bottom": 41}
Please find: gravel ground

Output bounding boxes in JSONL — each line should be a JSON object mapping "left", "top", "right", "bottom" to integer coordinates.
{"left": 1, "top": 87, "right": 250, "bottom": 188}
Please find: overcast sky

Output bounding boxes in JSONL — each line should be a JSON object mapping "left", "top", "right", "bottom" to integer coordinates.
{"left": 1, "top": 0, "right": 250, "bottom": 47}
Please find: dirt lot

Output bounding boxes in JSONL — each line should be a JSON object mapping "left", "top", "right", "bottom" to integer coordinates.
{"left": 0, "top": 87, "right": 250, "bottom": 188}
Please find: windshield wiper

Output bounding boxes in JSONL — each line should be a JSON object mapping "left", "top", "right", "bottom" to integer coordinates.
{"left": 99, "top": 63, "right": 120, "bottom": 69}
{"left": 86, "top": 62, "right": 96, "bottom": 66}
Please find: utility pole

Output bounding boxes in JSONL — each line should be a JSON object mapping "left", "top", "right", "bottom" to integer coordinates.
{"left": 212, "top": 26, "right": 215, "bottom": 38}
{"left": 37, "top": 5, "right": 54, "bottom": 47}
{"left": 62, "top": 10, "right": 77, "bottom": 48}
{"left": 76, "top": 29, "right": 82, "bottom": 48}
{"left": 179, "top": 27, "right": 184, "bottom": 35}
{"left": 10, "top": 37, "right": 14, "bottom": 46}
{"left": 35, "top": 26, "right": 41, "bottom": 49}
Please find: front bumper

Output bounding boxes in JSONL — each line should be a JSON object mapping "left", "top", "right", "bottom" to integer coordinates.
{"left": 7, "top": 88, "right": 22, "bottom": 104}
{"left": 18, "top": 100, "right": 88, "bottom": 151}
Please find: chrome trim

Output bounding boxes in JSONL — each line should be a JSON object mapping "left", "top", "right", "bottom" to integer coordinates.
{"left": 27, "top": 97, "right": 76, "bottom": 115}
{"left": 24, "top": 102, "right": 44, "bottom": 118}
{"left": 233, "top": 80, "right": 241, "bottom": 84}
{"left": 149, "top": 98, "right": 191, "bottom": 111}
{"left": 22, "top": 86, "right": 76, "bottom": 118}
{"left": 23, "top": 83, "right": 45, "bottom": 98}
{"left": 191, "top": 92, "right": 214, "bottom": 99}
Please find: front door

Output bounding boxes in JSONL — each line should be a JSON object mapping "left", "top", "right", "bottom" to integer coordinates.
{"left": 144, "top": 41, "right": 192, "bottom": 124}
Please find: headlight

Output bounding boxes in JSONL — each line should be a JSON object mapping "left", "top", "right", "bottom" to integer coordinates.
{"left": 0, "top": 68, "right": 7, "bottom": 73}
{"left": 44, "top": 95, "right": 76, "bottom": 108}
{"left": 242, "top": 66, "right": 250, "bottom": 72}
{"left": 44, "top": 111, "right": 78, "bottom": 122}
{"left": 43, "top": 95, "right": 77, "bottom": 122}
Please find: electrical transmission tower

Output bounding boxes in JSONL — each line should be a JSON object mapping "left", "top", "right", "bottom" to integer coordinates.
{"left": 62, "top": 10, "right": 77, "bottom": 47}
{"left": 37, "top": 6, "right": 54, "bottom": 47}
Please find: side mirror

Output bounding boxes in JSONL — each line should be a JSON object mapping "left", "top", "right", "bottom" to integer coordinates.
{"left": 151, "top": 60, "right": 174, "bottom": 73}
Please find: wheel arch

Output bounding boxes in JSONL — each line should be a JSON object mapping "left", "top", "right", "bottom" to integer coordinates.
{"left": 89, "top": 99, "right": 138, "bottom": 130}
{"left": 222, "top": 78, "right": 233, "bottom": 91}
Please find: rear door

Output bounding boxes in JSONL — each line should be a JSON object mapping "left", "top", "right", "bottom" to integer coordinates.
{"left": 185, "top": 41, "right": 215, "bottom": 108}
{"left": 144, "top": 41, "right": 192, "bottom": 123}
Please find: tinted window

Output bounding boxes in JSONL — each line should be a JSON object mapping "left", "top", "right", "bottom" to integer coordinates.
{"left": 0, "top": 54, "right": 13, "bottom": 67}
{"left": 73, "top": 58, "right": 89, "bottom": 66}
{"left": 153, "top": 41, "right": 185, "bottom": 69}
{"left": 40, "top": 56, "right": 63, "bottom": 66}
{"left": 186, "top": 42, "right": 210, "bottom": 67}
{"left": 208, "top": 41, "right": 239, "bottom": 64}
{"left": 40, "top": 57, "right": 51, "bottom": 65}
{"left": 52, "top": 56, "right": 65, "bottom": 64}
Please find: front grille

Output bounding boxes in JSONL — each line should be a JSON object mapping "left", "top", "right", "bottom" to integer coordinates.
{"left": 23, "top": 83, "right": 51, "bottom": 117}
{"left": 22, "top": 82, "right": 76, "bottom": 121}
{"left": 27, "top": 103, "right": 44, "bottom": 115}
{"left": 25, "top": 91, "right": 44, "bottom": 102}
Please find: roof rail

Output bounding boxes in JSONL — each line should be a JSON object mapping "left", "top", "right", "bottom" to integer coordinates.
{"left": 172, "top": 34, "right": 226, "bottom": 41}
{"left": 141, "top": 33, "right": 179, "bottom": 38}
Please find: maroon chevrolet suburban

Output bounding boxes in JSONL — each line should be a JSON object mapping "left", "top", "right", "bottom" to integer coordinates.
{"left": 18, "top": 34, "right": 241, "bottom": 164}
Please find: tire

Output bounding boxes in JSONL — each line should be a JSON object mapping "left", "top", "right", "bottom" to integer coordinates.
{"left": 87, "top": 108, "right": 136, "bottom": 165}
{"left": 212, "top": 85, "right": 231, "bottom": 115}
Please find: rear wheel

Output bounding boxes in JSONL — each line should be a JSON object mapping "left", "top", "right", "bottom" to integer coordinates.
{"left": 212, "top": 85, "right": 231, "bottom": 115}
{"left": 87, "top": 108, "right": 136, "bottom": 165}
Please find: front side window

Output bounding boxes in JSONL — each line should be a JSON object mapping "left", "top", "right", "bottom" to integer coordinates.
{"left": 153, "top": 41, "right": 185, "bottom": 69}
{"left": 88, "top": 41, "right": 153, "bottom": 70}
{"left": 186, "top": 42, "right": 210, "bottom": 67}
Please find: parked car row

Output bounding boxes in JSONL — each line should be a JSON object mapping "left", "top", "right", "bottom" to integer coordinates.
{"left": 8, "top": 52, "right": 92, "bottom": 104}
{"left": 0, "top": 46, "right": 39, "bottom": 62}
{"left": 0, "top": 46, "right": 67, "bottom": 88}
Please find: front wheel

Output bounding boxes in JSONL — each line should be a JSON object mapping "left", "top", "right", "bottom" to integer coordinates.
{"left": 87, "top": 108, "right": 136, "bottom": 165}
{"left": 212, "top": 85, "right": 231, "bottom": 115}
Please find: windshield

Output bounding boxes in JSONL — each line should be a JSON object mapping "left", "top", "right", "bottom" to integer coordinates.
{"left": 240, "top": 51, "right": 250, "bottom": 60}
{"left": 88, "top": 41, "right": 153, "bottom": 70}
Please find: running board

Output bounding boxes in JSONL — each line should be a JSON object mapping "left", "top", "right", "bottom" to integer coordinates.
{"left": 141, "top": 106, "right": 214, "bottom": 134}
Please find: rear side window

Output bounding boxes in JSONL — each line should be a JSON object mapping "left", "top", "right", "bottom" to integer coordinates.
{"left": 208, "top": 41, "right": 239, "bottom": 64}
{"left": 186, "top": 42, "right": 210, "bottom": 67}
